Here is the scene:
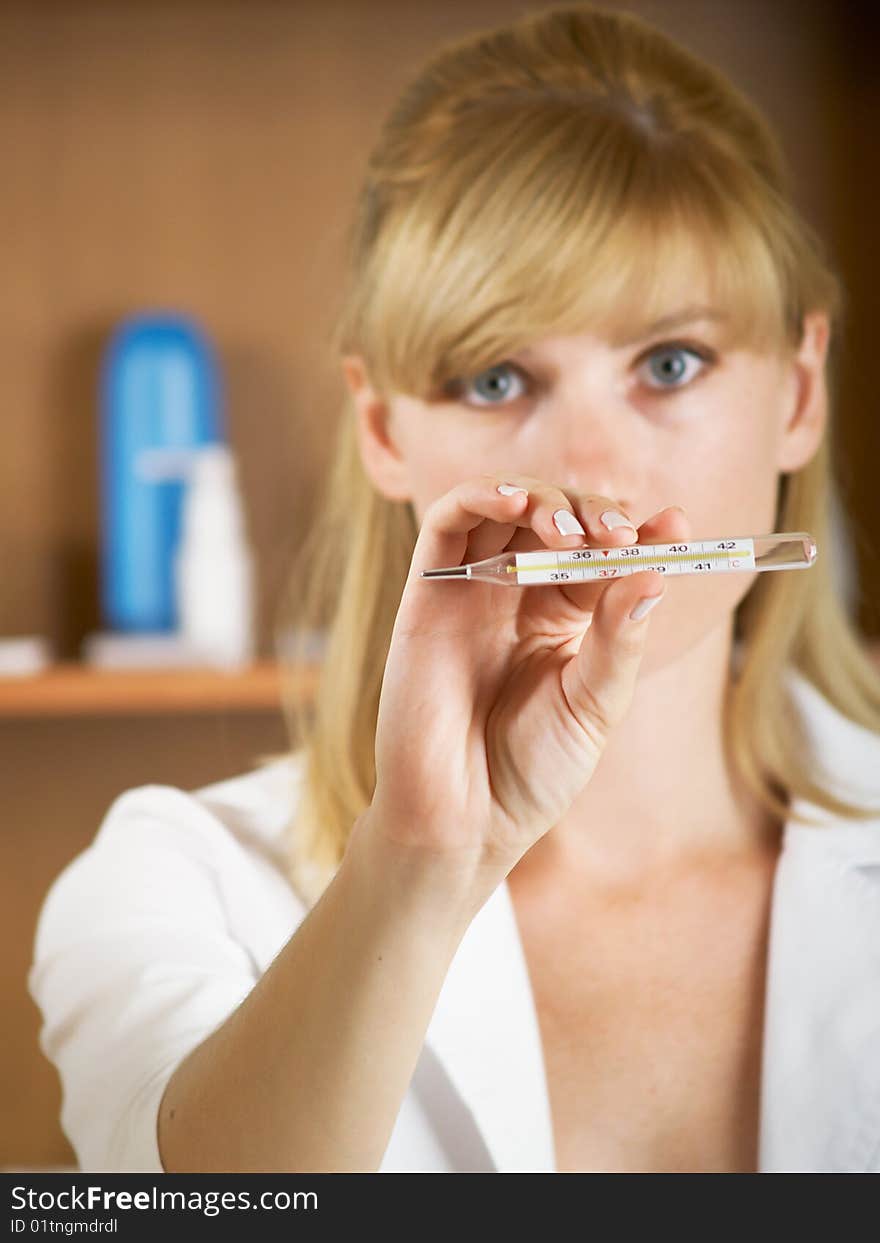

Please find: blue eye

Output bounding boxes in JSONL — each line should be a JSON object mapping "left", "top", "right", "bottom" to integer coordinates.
{"left": 454, "top": 362, "right": 528, "bottom": 407}
{"left": 446, "top": 341, "right": 714, "bottom": 408}
{"left": 639, "top": 342, "right": 713, "bottom": 391}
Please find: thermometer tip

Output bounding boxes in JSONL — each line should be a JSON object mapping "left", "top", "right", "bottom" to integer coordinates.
{"left": 420, "top": 566, "right": 469, "bottom": 579}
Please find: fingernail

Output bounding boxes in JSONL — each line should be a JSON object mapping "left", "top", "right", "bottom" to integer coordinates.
{"left": 600, "top": 509, "right": 636, "bottom": 533}
{"left": 629, "top": 595, "right": 662, "bottom": 621}
{"left": 553, "top": 509, "right": 586, "bottom": 536}
{"left": 497, "top": 483, "right": 528, "bottom": 496}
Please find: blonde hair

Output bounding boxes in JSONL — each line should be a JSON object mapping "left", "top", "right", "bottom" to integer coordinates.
{"left": 265, "top": 2, "right": 880, "bottom": 907}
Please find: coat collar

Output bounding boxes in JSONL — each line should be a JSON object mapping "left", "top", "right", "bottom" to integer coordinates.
{"left": 758, "top": 809, "right": 880, "bottom": 1172}
{"left": 758, "top": 669, "right": 880, "bottom": 1171}
{"left": 422, "top": 673, "right": 880, "bottom": 1173}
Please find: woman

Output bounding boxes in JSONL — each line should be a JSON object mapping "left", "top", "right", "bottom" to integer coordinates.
{"left": 30, "top": 2, "right": 880, "bottom": 1173}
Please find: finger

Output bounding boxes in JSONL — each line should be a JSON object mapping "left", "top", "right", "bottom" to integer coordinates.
{"left": 556, "top": 504, "right": 690, "bottom": 614}
{"left": 559, "top": 567, "right": 665, "bottom": 749}
{"left": 407, "top": 475, "right": 532, "bottom": 583}
{"left": 512, "top": 481, "right": 639, "bottom": 551}
{"left": 415, "top": 474, "right": 620, "bottom": 578}
{"left": 465, "top": 478, "right": 638, "bottom": 565}
{"left": 635, "top": 505, "right": 691, "bottom": 546}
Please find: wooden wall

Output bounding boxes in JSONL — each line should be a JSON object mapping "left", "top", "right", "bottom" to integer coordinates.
{"left": 2, "top": 0, "right": 877, "bottom": 1170}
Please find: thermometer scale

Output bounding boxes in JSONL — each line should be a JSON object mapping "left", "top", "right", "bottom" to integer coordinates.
{"left": 421, "top": 531, "right": 817, "bottom": 586}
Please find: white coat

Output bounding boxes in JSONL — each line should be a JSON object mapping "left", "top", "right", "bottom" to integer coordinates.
{"left": 28, "top": 668, "right": 880, "bottom": 1173}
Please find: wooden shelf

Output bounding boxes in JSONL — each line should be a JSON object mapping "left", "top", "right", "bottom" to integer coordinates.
{"left": 2, "top": 645, "right": 878, "bottom": 719}
{"left": 0, "top": 660, "right": 320, "bottom": 717}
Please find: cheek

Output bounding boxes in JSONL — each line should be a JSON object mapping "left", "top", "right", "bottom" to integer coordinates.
{"left": 409, "top": 440, "right": 526, "bottom": 525}
{"left": 663, "top": 418, "right": 781, "bottom": 544}
{"left": 636, "top": 415, "right": 783, "bottom": 670}
{"left": 399, "top": 436, "right": 467, "bottom": 514}
{"left": 700, "top": 403, "right": 780, "bottom": 504}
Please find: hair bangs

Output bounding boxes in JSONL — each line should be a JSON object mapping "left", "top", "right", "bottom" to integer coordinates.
{"left": 360, "top": 104, "right": 793, "bottom": 401}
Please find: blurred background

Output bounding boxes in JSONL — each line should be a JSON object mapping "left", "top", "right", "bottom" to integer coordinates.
{"left": 2, "top": 0, "right": 878, "bottom": 1170}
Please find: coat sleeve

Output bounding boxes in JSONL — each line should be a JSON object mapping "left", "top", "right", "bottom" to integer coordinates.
{"left": 27, "top": 786, "right": 263, "bottom": 1173}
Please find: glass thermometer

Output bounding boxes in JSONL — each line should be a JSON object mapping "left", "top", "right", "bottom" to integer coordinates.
{"left": 420, "top": 531, "right": 817, "bottom": 587}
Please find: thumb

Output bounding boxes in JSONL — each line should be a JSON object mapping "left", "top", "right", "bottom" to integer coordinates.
{"left": 559, "top": 571, "right": 665, "bottom": 745}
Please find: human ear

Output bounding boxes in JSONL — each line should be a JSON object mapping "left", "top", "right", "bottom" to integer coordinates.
{"left": 776, "top": 310, "right": 831, "bottom": 473}
{"left": 341, "top": 354, "right": 412, "bottom": 501}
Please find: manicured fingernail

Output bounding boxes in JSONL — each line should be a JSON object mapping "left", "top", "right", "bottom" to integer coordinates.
{"left": 553, "top": 509, "right": 586, "bottom": 536}
{"left": 600, "top": 509, "right": 636, "bottom": 533}
{"left": 497, "top": 483, "right": 528, "bottom": 496}
{"left": 629, "top": 595, "right": 662, "bottom": 621}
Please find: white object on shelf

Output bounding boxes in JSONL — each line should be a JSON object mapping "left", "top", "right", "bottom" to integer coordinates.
{"left": 81, "top": 632, "right": 218, "bottom": 669}
{"left": 0, "top": 635, "right": 52, "bottom": 677}
{"left": 173, "top": 444, "right": 256, "bottom": 669}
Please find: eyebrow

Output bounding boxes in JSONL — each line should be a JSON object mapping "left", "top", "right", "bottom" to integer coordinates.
{"left": 617, "top": 306, "right": 729, "bottom": 347}
{"left": 508, "top": 306, "right": 731, "bottom": 365}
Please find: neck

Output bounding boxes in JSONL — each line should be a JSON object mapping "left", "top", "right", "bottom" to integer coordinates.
{"left": 510, "top": 617, "right": 782, "bottom": 892}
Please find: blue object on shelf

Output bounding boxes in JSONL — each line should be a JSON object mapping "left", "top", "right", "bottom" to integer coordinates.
{"left": 99, "top": 312, "right": 225, "bottom": 631}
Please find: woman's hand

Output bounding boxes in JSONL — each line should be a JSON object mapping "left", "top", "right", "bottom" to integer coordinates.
{"left": 355, "top": 474, "right": 689, "bottom": 905}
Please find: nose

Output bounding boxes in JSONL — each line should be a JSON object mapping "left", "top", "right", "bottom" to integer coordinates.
{"left": 561, "top": 467, "right": 619, "bottom": 497}
{"left": 559, "top": 453, "right": 635, "bottom": 514}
